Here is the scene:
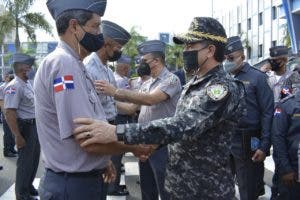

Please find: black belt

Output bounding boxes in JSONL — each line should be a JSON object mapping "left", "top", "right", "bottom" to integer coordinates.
{"left": 46, "top": 168, "right": 105, "bottom": 178}
{"left": 18, "top": 118, "right": 35, "bottom": 125}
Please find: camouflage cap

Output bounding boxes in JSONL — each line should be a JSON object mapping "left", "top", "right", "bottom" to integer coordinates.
{"left": 173, "top": 17, "right": 227, "bottom": 45}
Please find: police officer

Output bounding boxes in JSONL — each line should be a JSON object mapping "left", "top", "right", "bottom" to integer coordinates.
{"left": 4, "top": 53, "right": 40, "bottom": 200}
{"left": 84, "top": 20, "right": 131, "bottom": 196}
{"left": 36, "top": 1, "right": 149, "bottom": 199}
{"left": 0, "top": 69, "right": 17, "bottom": 157}
{"left": 224, "top": 36, "right": 274, "bottom": 200}
{"left": 73, "top": 17, "right": 247, "bottom": 199}
{"left": 268, "top": 46, "right": 290, "bottom": 104}
{"left": 97, "top": 40, "right": 182, "bottom": 200}
{"left": 114, "top": 55, "right": 131, "bottom": 90}
{"left": 272, "top": 91, "right": 300, "bottom": 199}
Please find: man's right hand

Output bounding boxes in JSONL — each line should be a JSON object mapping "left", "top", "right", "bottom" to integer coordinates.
{"left": 282, "top": 172, "right": 297, "bottom": 186}
{"left": 15, "top": 134, "right": 26, "bottom": 149}
{"left": 132, "top": 144, "right": 157, "bottom": 162}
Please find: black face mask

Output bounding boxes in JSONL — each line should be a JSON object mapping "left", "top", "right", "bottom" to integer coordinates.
{"left": 183, "top": 46, "right": 208, "bottom": 74}
{"left": 268, "top": 59, "right": 281, "bottom": 71}
{"left": 137, "top": 61, "right": 151, "bottom": 77}
{"left": 79, "top": 31, "right": 104, "bottom": 53}
{"left": 108, "top": 50, "right": 122, "bottom": 62}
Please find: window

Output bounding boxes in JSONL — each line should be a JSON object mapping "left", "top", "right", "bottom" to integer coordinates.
{"left": 258, "top": 44, "right": 263, "bottom": 58}
{"left": 238, "top": 23, "right": 241, "bottom": 34}
{"left": 247, "top": 47, "right": 252, "bottom": 59}
{"left": 272, "top": 40, "right": 277, "bottom": 47}
{"left": 272, "top": 6, "right": 277, "bottom": 20}
{"left": 259, "top": 12, "right": 263, "bottom": 26}
{"left": 248, "top": 18, "right": 252, "bottom": 30}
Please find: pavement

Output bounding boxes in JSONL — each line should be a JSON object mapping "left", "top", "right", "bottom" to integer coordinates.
{"left": 0, "top": 123, "right": 274, "bottom": 199}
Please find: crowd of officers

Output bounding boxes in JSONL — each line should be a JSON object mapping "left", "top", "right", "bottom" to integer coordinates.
{"left": 0, "top": 0, "right": 300, "bottom": 200}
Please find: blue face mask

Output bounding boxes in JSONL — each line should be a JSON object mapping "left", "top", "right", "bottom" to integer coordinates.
{"left": 79, "top": 30, "right": 104, "bottom": 53}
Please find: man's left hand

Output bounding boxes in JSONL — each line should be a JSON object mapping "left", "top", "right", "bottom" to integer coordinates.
{"left": 73, "top": 118, "right": 117, "bottom": 146}
{"left": 94, "top": 80, "right": 117, "bottom": 97}
{"left": 252, "top": 149, "right": 266, "bottom": 162}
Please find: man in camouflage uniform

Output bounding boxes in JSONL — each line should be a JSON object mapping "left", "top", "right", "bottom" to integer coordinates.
{"left": 73, "top": 17, "right": 246, "bottom": 200}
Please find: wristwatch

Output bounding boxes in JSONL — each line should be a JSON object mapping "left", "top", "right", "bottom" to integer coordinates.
{"left": 116, "top": 124, "right": 125, "bottom": 141}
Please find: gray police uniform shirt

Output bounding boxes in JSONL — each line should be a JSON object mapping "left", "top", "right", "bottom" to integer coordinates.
{"left": 34, "top": 41, "right": 109, "bottom": 173}
{"left": 4, "top": 77, "right": 35, "bottom": 119}
{"left": 120, "top": 65, "right": 246, "bottom": 199}
{"left": 268, "top": 71, "right": 291, "bottom": 103}
{"left": 138, "top": 67, "right": 181, "bottom": 123}
{"left": 0, "top": 82, "right": 8, "bottom": 100}
{"left": 114, "top": 72, "right": 129, "bottom": 89}
{"left": 84, "top": 52, "right": 117, "bottom": 121}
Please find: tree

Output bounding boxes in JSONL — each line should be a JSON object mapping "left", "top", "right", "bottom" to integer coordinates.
{"left": 281, "top": 23, "right": 291, "bottom": 48}
{"left": 166, "top": 43, "right": 184, "bottom": 70}
{"left": 0, "top": 0, "right": 52, "bottom": 51}
{"left": 122, "top": 26, "right": 146, "bottom": 67}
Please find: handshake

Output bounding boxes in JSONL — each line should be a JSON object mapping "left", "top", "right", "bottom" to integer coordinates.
{"left": 73, "top": 118, "right": 157, "bottom": 161}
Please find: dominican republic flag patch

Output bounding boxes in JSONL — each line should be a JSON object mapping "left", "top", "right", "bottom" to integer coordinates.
{"left": 53, "top": 75, "right": 75, "bottom": 93}
{"left": 5, "top": 87, "right": 16, "bottom": 94}
{"left": 274, "top": 108, "right": 282, "bottom": 116}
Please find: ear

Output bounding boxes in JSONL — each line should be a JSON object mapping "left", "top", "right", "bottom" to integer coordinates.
{"left": 207, "top": 45, "right": 216, "bottom": 58}
{"left": 69, "top": 19, "right": 78, "bottom": 34}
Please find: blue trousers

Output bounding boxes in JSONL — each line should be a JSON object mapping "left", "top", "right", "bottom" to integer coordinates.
{"left": 39, "top": 169, "right": 106, "bottom": 200}
{"left": 139, "top": 146, "right": 170, "bottom": 200}
{"left": 233, "top": 155, "right": 264, "bottom": 200}
{"left": 2, "top": 116, "right": 15, "bottom": 153}
{"left": 15, "top": 120, "right": 40, "bottom": 199}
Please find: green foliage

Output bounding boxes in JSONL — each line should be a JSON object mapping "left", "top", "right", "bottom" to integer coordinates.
{"left": 165, "top": 43, "right": 184, "bottom": 70}
{"left": 122, "top": 26, "right": 146, "bottom": 67}
{"left": 0, "top": 0, "right": 52, "bottom": 51}
{"left": 281, "top": 23, "right": 291, "bottom": 48}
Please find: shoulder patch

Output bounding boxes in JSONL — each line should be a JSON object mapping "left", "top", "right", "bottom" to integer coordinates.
{"left": 5, "top": 87, "right": 17, "bottom": 94}
{"left": 206, "top": 84, "right": 228, "bottom": 101}
{"left": 168, "top": 75, "right": 179, "bottom": 86}
{"left": 53, "top": 75, "right": 75, "bottom": 93}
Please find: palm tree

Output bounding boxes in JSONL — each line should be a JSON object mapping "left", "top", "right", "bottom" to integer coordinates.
{"left": 0, "top": 0, "right": 52, "bottom": 51}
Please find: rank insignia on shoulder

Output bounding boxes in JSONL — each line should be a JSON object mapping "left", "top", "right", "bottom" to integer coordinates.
{"left": 206, "top": 84, "right": 228, "bottom": 101}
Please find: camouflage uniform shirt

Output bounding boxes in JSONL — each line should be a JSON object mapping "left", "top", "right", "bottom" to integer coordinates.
{"left": 118, "top": 65, "right": 246, "bottom": 199}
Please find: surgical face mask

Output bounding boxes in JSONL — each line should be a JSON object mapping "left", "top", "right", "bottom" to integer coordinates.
{"left": 108, "top": 50, "right": 122, "bottom": 62}
{"left": 268, "top": 59, "right": 282, "bottom": 71}
{"left": 223, "top": 56, "right": 243, "bottom": 73}
{"left": 183, "top": 46, "right": 208, "bottom": 74}
{"left": 137, "top": 62, "right": 151, "bottom": 77}
{"left": 79, "top": 29, "right": 104, "bottom": 53}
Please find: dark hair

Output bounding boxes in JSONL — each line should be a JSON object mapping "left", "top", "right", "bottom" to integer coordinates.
{"left": 56, "top": 9, "right": 93, "bottom": 36}
{"left": 201, "top": 40, "right": 226, "bottom": 62}
{"left": 150, "top": 51, "right": 166, "bottom": 65}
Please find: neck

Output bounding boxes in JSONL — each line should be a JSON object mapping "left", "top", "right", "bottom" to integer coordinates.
{"left": 60, "top": 35, "right": 88, "bottom": 60}
{"left": 275, "top": 66, "right": 286, "bottom": 76}
{"left": 141, "top": 75, "right": 150, "bottom": 82}
{"left": 196, "top": 59, "right": 220, "bottom": 78}
{"left": 17, "top": 74, "right": 27, "bottom": 82}
{"left": 151, "top": 64, "right": 164, "bottom": 79}
{"left": 98, "top": 48, "right": 108, "bottom": 65}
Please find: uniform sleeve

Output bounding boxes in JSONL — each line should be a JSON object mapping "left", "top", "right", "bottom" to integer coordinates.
{"left": 271, "top": 104, "right": 294, "bottom": 175}
{"left": 157, "top": 75, "right": 181, "bottom": 99}
{"left": 122, "top": 84, "right": 236, "bottom": 145}
{"left": 0, "top": 85, "right": 5, "bottom": 100}
{"left": 4, "top": 85, "right": 22, "bottom": 109}
{"left": 53, "top": 61, "right": 100, "bottom": 140}
{"left": 256, "top": 74, "right": 274, "bottom": 153}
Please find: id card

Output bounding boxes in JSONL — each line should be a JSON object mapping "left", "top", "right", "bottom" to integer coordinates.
{"left": 251, "top": 137, "right": 260, "bottom": 151}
